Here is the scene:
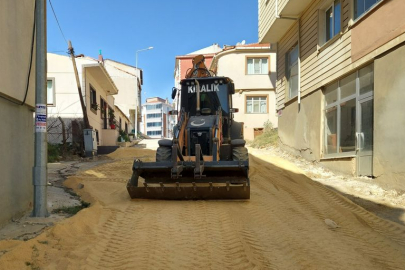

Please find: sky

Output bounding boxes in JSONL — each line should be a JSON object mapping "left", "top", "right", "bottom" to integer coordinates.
{"left": 47, "top": 0, "right": 259, "bottom": 102}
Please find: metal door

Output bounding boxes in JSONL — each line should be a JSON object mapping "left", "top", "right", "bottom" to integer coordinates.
{"left": 356, "top": 97, "right": 373, "bottom": 176}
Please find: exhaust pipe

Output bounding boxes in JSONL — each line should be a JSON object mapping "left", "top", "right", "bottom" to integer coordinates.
{"left": 195, "top": 79, "right": 201, "bottom": 116}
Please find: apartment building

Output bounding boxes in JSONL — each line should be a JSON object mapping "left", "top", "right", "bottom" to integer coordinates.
{"left": 259, "top": 0, "right": 405, "bottom": 190}
{"left": 140, "top": 97, "right": 175, "bottom": 138}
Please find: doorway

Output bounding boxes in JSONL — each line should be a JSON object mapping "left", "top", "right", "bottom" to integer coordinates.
{"left": 356, "top": 96, "right": 373, "bottom": 176}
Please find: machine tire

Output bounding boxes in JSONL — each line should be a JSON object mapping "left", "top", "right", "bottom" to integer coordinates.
{"left": 156, "top": 146, "right": 172, "bottom": 162}
{"left": 232, "top": 146, "right": 248, "bottom": 161}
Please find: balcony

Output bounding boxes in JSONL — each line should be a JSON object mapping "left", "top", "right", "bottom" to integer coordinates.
{"left": 259, "top": 0, "right": 313, "bottom": 43}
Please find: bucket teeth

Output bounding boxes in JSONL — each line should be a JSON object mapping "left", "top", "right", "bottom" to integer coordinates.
{"left": 209, "top": 182, "right": 213, "bottom": 191}
{"left": 143, "top": 182, "right": 149, "bottom": 192}
{"left": 160, "top": 182, "right": 164, "bottom": 191}
{"left": 192, "top": 182, "right": 197, "bottom": 191}
{"left": 176, "top": 182, "right": 181, "bottom": 192}
{"left": 226, "top": 181, "right": 230, "bottom": 191}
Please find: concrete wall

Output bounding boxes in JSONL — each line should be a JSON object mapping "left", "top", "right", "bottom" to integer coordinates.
{"left": 320, "top": 157, "right": 356, "bottom": 176}
{"left": 373, "top": 44, "right": 405, "bottom": 190}
{"left": 0, "top": 99, "right": 35, "bottom": 226}
{"left": 278, "top": 90, "right": 322, "bottom": 161}
{"left": 0, "top": 1, "right": 36, "bottom": 226}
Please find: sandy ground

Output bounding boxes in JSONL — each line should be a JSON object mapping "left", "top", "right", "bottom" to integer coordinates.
{"left": 1, "top": 140, "right": 405, "bottom": 269}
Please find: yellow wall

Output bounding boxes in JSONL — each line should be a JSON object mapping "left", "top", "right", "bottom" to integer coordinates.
{"left": 0, "top": 1, "right": 36, "bottom": 106}
{"left": 0, "top": 0, "right": 36, "bottom": 226}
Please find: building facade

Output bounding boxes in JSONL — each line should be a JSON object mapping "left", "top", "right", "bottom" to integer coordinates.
{"left": 140, "top": 97, "right": 174, "bottom": 138}
{"left": 104, "top": 59, "right": 142, "bottom": 135}
{"left": 47, "top": 53, "right": 120, "bottom": 147}
{"left": 210, "top": 43, "right": 277, "bottom": 140}
{"left": 0, "top": 1, "right": 36, "bottom": 226}
{"left": 259, "top": 0, "right": 405, "bottom": 190}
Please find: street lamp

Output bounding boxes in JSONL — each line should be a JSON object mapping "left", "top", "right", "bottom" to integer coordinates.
{"left": 135, "top": 46, "right": 153, "bottom": 138}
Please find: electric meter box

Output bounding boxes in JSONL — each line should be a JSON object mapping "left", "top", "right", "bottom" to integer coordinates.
{"left": 83, "top": 129, "right": 97, "bottom": 157}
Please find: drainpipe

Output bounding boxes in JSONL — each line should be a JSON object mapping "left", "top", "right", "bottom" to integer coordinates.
{"left": 275, "top": 0, "right": 301, "bottom": 110}
{"left": 297, "top": 20, "right": 301, "bottom": 110}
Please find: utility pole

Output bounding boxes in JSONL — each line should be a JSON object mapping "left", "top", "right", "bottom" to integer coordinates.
{"left": 135, "top": 46, "right": 153, "bottom": 138}
{"left": 68, "top": 40, "right": 90, "bottom": 129}
{"left": 33, "top": 0, "right": 48, "bottom": 217}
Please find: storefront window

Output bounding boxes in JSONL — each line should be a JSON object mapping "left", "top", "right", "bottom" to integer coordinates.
{"left": 323, "top": 64, "right": 374, "bottom": 157}
{"left": 339, "top": 99, "right": 356, "bottom": 152}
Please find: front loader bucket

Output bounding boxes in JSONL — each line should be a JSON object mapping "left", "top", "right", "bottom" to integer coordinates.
{"left": 126, "top": 160, "right": 250, "bottom": 200}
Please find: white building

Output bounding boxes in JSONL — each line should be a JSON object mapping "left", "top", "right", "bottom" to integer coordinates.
{"left": 140, "top": 97, "right": 175, "bottom": 138}
{"left": 104, "top": 59, "right": 142, "bottom": 134}
{"left": 47, "top": 53, "right": 120, "bottom": 147}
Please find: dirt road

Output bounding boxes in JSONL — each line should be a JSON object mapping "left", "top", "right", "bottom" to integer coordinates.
{"left": 1, "top": 141, "right": 405, "bottom": 269}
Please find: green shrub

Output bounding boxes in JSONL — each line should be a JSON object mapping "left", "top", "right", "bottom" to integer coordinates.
{"left": 119, "top": 129, "right": 130, "bottom": 142}
{"left": 249, "top": 120, "right": 278, "bottom": 149}
{"left": 48, "top": 143, "right": 60, "bottom": 163}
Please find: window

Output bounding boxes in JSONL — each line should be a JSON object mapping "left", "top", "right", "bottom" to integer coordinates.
{"left": 100, "top": 98, "right": 107, "bottom": 119}
{"left": 287, "top": 45, "right": 299, "bottom": 99}
{"left": 147, "top": 122, "right": 162, "bottom": 127}
{"left": 147, "top": 113, "right": 161, "bottom": 119}
{"left": 247, "top": 57, "right": 269, "bottom": 75}
{"left": 90, "top": 85, "right": 97, "bottom": 112}
{"left": 323, "top": 64, "right": 374, "bottom": 156}
{"left": 246, "top": 96, "right": 267, "bottom": 114}
{"left": 108, "top": 106, "right": 114, "bottom": 125}
{"left": 354, "top": 0, "right": 382, "bottom": 20}
{"left": 325, "top": 0, "right": 341, "bottom": 42}
{"left": 47, "top": 78, "right": 55, "bottom": 106}
{"left": 147, "top": 130, "right": 162, "bottom": 136}
{"left": 146, "top": 104, "right": 162, "bottom": 110}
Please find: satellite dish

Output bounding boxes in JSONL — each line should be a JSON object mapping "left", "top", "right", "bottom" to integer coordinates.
{"left": 241, "top": 40, "right": 246, "bottom": 45}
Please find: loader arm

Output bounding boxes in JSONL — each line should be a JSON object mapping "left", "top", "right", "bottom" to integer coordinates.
{"left": 185, "top": 54, "right": 214, "bottom": 79}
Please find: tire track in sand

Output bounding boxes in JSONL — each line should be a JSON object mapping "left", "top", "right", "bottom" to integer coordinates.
{"left": 247, "top": 154, "right": 405, "bottom": 269}
{"left": 66, "top": 149, "right": 405, "bottom": 270}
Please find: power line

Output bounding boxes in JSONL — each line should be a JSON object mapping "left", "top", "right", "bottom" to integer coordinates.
{"left": 48, "top": 0, "right": 68, "bottom": 44}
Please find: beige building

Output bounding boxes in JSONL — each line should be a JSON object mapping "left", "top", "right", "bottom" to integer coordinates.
{"left": 210, "top": 43, "right": 277, "bottom": 140}
{"left": 0, "top": 1, "right": 36, "bottom": 226}
{"left": 259, "top": 0, "right": 405, "bottom": 190}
